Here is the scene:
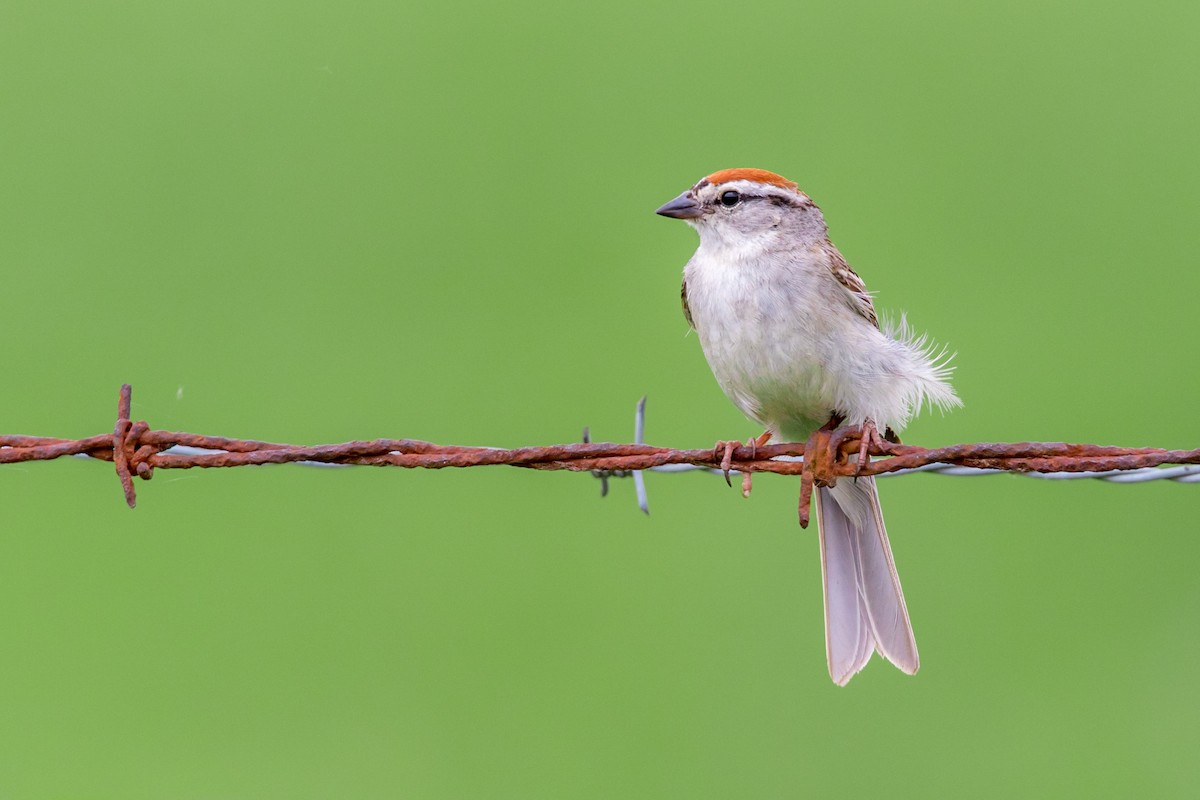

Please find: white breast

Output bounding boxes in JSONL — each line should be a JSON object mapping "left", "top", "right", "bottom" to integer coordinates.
{"left": 683, "top": 241, "right": 944, "bottom": 442}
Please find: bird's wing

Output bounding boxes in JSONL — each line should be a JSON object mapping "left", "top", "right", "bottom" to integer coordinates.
{"left": 681, "top": 278, "right": 695, "bottom": 328}
{"left": 823, "top": 243, "right": 879, "bottom": 329}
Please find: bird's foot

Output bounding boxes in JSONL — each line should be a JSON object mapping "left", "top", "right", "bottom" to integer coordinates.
{"left": 797, "top": 415, "right": 899, "bottom": 527}
{"left": 853, "top": 419, "right": 886, "bottom": 476}
{"left": 798, "top": 416, "right": 844, "bottom": 528}
{"left": 713, "top": 430, "right": 772, "bottom": 494}
{"left": 827, "top": 418, "right": 898, "bottom": 477}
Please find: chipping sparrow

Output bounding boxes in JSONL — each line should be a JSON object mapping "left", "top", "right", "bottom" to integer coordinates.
{"left": 656, "top": 168, "right": 960, "bottom": 685}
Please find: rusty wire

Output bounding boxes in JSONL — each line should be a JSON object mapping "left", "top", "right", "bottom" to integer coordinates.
{"left": 2, "top": 386, "right": 1198, "bottom": 516}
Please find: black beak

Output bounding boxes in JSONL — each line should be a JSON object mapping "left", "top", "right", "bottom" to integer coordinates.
{"left": 655, "top": 192, "right": 705, "bottom": 220}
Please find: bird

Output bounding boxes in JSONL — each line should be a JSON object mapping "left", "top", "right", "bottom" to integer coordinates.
{"left": 656, "top": 168, "right": 960, "bottom": 685}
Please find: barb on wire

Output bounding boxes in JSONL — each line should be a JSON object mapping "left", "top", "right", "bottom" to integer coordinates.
{"left": 582, "top": 396, "right": 649, "bottom": 513}
{"left": 2, "top": 385, "right": 1198, "bottom": 514}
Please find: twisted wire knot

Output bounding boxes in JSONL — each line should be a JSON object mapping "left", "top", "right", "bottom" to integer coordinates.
{"left": 111, "top": 385, "right": 164, "bottom": 507}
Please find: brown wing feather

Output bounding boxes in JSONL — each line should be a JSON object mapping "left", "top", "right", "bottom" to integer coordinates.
{"left": 681, "top": 278, "right": 695, "bottom": 328}
{"left": 823, "top": 242, "right": 878, "bottom": 329}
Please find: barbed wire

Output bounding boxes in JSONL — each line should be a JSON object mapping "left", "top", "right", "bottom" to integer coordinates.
{"left": 2, "top": 386, "right": 1197, "bottom": 519}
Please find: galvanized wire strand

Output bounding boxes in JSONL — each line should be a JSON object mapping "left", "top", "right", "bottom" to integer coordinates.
{"left": 655, "top": 462, "right": 1200, "bottom": 482}
{"left": 889, "top": 462, "right": 1200, "bottom": 483}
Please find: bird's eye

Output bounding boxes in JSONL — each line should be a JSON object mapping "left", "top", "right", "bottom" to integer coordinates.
{"left": 719, "top": 190, "right": 741, "bottom": 207}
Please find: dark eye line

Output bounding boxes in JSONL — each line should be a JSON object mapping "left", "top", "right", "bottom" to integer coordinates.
{"left": 715, "top": 192, "right": 765, "bottom": 207}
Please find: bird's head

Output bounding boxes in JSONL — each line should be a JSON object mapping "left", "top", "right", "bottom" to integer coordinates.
{"left": 655, "top": 168, "right": 826, "bottom": 248}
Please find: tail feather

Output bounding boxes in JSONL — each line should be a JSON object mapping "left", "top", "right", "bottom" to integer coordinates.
{"left": 817, "top": 478, "right": 919, "bottom": 685}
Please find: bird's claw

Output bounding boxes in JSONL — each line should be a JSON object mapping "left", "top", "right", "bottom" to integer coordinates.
{"left": 713, "top": 431, "right": 773, "bottom": 491}
{"left": 855, "top": 419, "right": 887, "bottom": 475}
{"left": 714, "top": 440, "right": 738, "bottom": 486}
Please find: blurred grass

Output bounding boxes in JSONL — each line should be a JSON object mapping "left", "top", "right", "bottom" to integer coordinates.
{"left": 2, "top": 0, "right": 1199, "bottom": 797}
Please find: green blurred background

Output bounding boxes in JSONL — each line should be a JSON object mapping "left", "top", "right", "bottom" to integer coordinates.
{"left": 3, "top": 0, "right": 1199, "bottom": 796}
